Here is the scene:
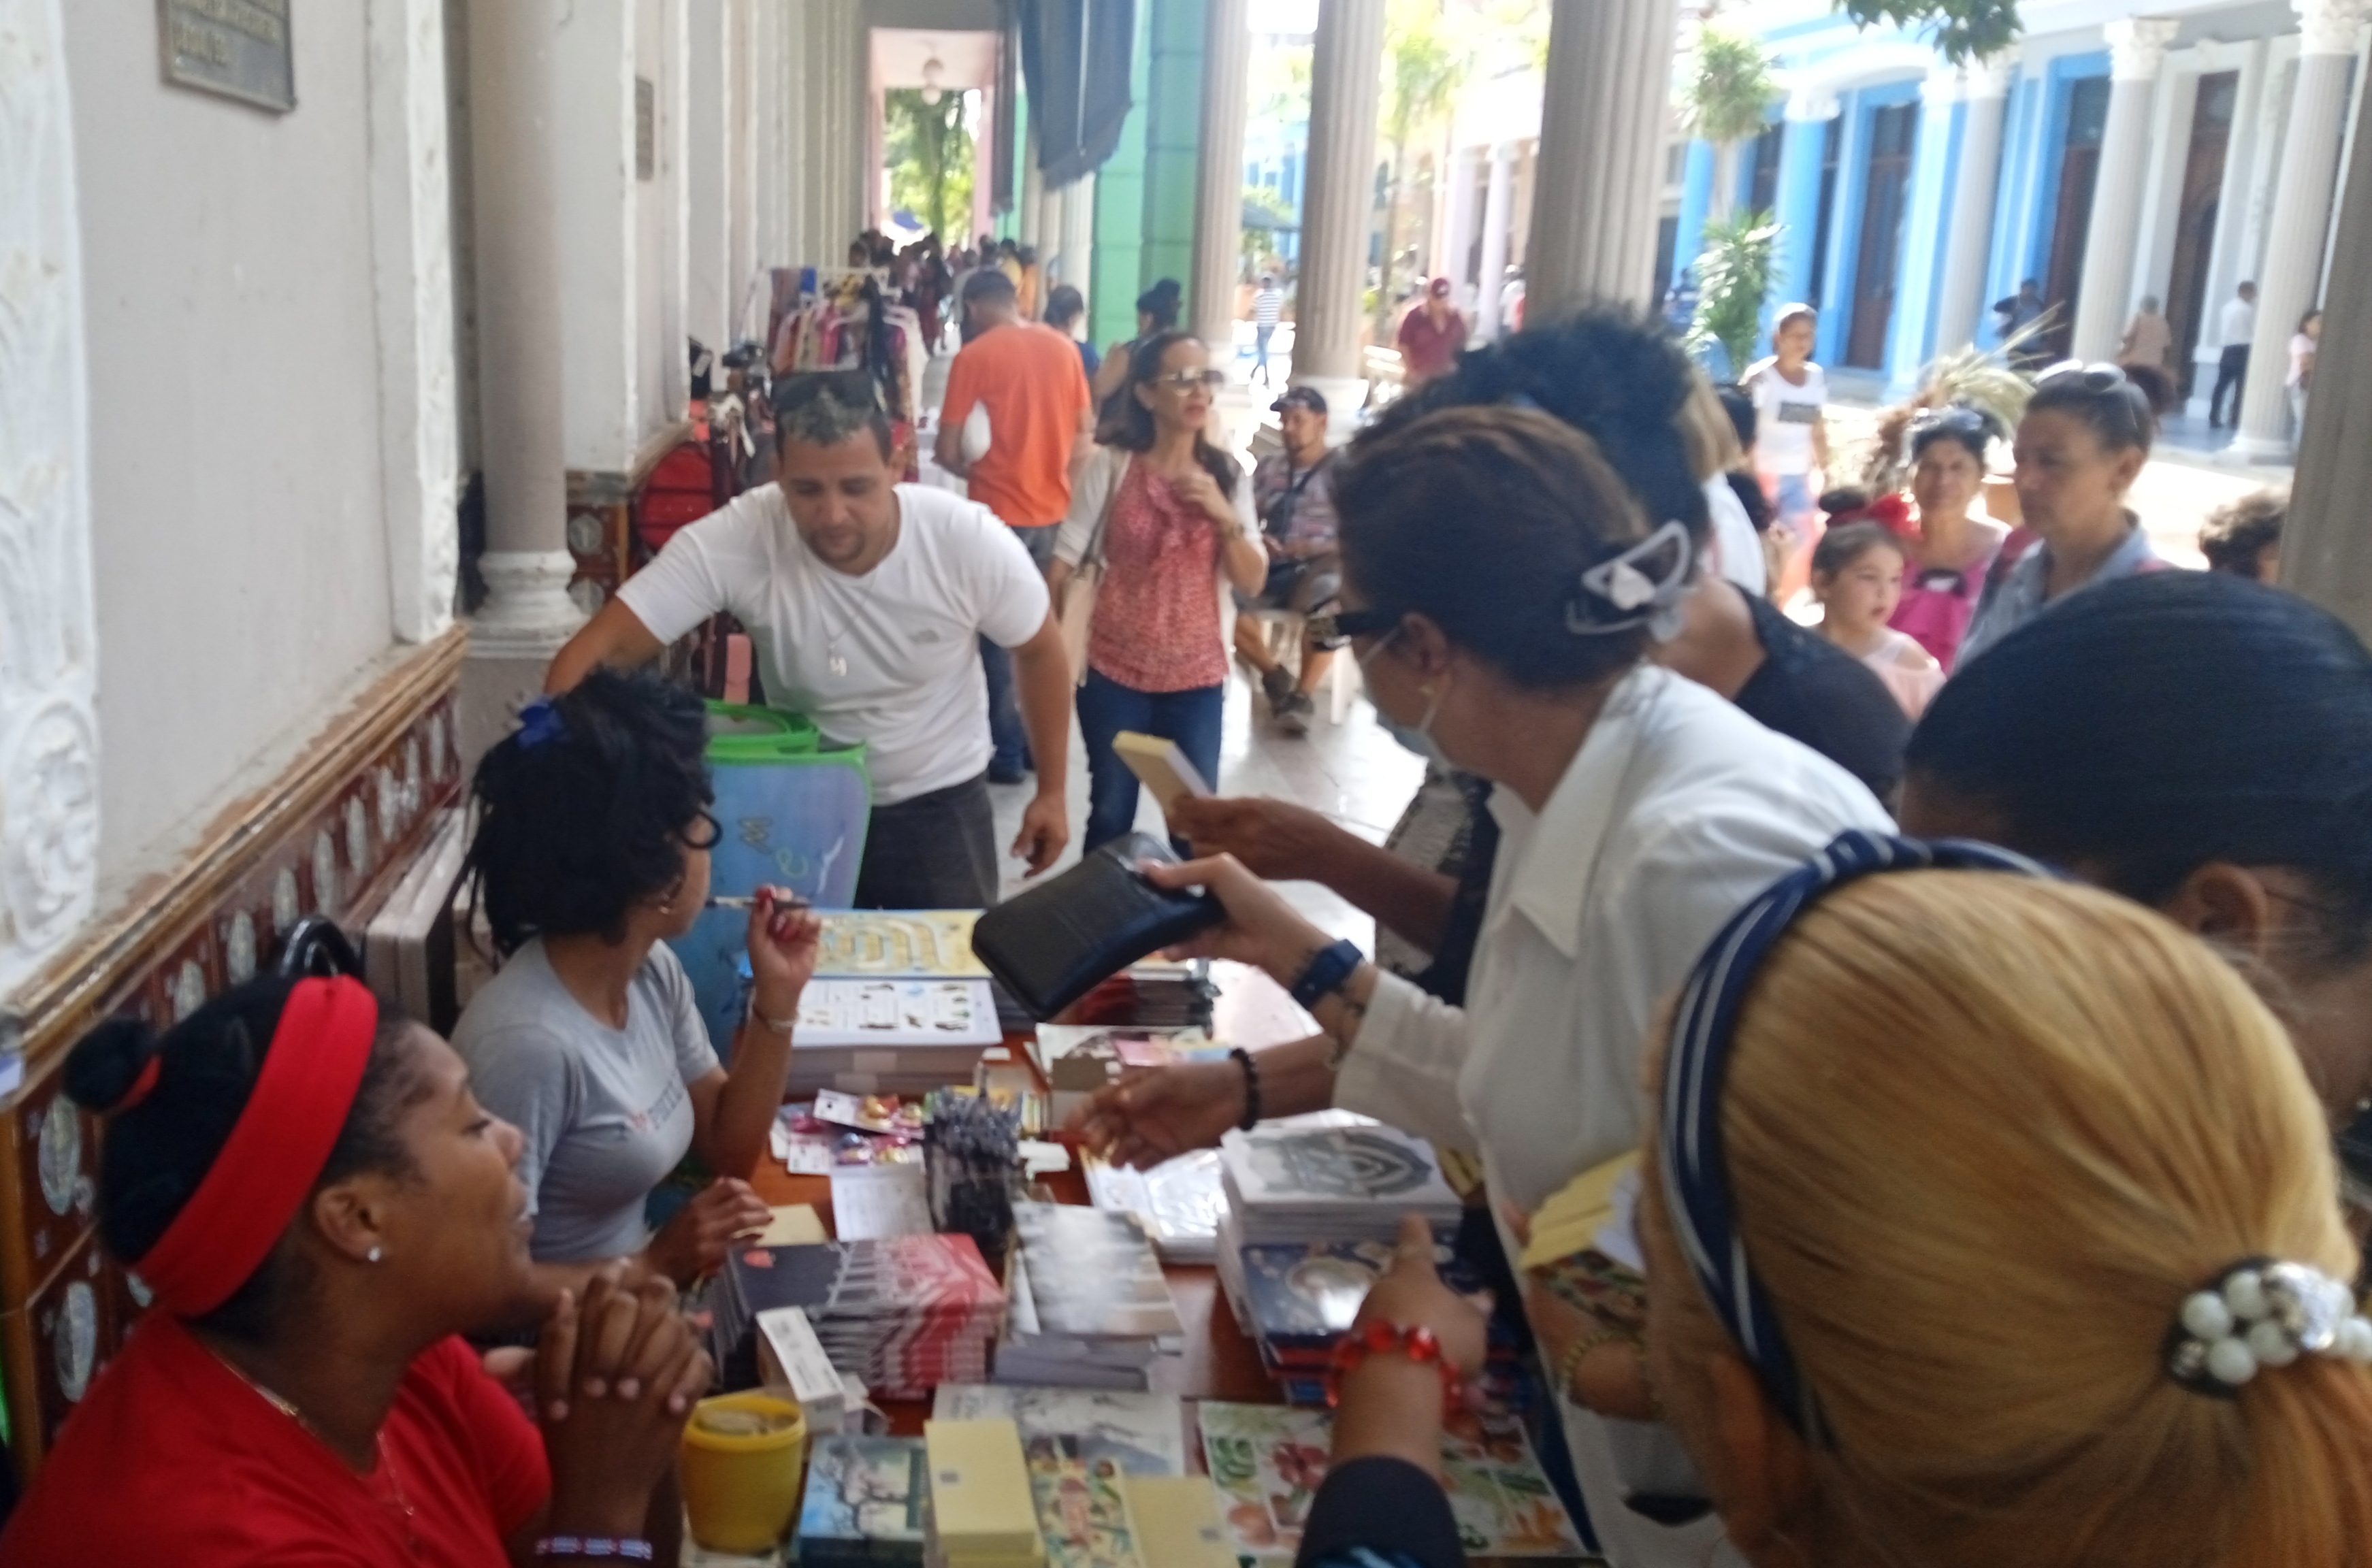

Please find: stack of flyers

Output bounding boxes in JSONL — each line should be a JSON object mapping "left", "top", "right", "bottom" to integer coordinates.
{"left": 797, "top": 1434, "right": 931, "bottom": 1568}
{"left": 711, "top": 1235, "right": 1007, "bottom": 1399}
{"left": 1082, "top": 1149, "right": 1225, "bottom": 1265}
{"left": 1195, "top": 1403, "right": 1585, "bottom": 1564}
{"left": 1218, "top": 1122, "right": 1463, "bottom": 1246}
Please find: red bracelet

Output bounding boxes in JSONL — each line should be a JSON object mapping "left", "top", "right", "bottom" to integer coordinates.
{"left": 1324, "top": 1321, "right": 1463, "bottom": 1417}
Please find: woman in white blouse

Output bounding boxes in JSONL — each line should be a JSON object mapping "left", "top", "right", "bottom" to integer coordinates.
{"left": 1084, "top": 385, "right": 1887, "bottom": 1564}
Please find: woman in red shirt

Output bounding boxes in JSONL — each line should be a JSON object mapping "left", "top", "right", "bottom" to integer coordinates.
{"left": 0, "top": 969, "right": 709, "bottom": 1567}
{"left": 1052, "top": 332, "right": 1269, "bottom": 850}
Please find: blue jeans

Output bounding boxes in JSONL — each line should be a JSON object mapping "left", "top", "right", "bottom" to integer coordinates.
{"left": 1076, "top": 669, "right": 1225, "bottom": 853}
{"left": 985, "top": 523, "right": 1061, "bottom": 774}
{"left": 1253, "top": 324, "right": 1276, "bottom": 385}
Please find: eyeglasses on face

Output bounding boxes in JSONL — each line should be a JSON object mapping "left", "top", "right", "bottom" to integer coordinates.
{"left": 1150, "top": 370, "right": 1226, "bottom": 392}
{"left": 681, "top": 810, "right": 724, "bottom": 851}
{"left": 1307, "top": 606, "right": 1402, "bottom": 644}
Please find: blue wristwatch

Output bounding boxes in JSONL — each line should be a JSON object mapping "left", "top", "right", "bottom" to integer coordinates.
{"left": 1290, "top": 938, "right": 1365, "bottom": 1011}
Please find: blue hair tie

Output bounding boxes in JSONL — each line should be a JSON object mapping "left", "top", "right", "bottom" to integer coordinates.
{"left": 515, "top": 696, "right": 567, "bottom": 751}
{"left": 1657, "top": 830, "right": 2060, "bottom": 1437}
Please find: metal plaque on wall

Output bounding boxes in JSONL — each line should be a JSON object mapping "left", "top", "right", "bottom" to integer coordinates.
{"left": 159, "top": 0, "right": 295, "bottom": 114}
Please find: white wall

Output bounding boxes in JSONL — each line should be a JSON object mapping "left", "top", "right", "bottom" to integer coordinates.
{"left": 63, "top": 5, "right": 398, "bottom": 879}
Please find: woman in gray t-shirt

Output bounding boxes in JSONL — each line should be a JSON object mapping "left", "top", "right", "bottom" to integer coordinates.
{"left": 452, "top": 670, "right": 819, "bottom": 1287}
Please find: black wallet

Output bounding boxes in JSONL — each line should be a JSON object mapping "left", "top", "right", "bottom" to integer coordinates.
{"left": 971, "top": 833, "right": 1224, "bottom": 1020}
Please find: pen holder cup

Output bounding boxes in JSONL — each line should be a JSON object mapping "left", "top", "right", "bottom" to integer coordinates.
{"left": 680, "top": 1391, "right": 810, "bottom": 1554}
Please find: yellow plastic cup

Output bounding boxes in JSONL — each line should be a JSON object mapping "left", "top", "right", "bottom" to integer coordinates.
{"left": 679, "top": 1391, "right": 810, "bottom": 1554}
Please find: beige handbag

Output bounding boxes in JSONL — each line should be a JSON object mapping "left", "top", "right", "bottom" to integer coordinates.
{"left": 1058, "top": 453, "right": 1125, "bottom": 686}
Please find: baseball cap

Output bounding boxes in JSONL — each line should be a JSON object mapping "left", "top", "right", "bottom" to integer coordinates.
{"left": 1271, "top": 387, "right": 1329, "bottom": 416}
{"left": 1428, "top": 276, "right": 1452, "bottom": 297}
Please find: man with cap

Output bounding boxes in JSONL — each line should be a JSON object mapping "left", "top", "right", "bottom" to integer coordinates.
{"left": 1235, "top": 387, "right": 1344, "bottom": 734}
{"left": 1395, "top": 277, "right": 1469, "bottom": 387}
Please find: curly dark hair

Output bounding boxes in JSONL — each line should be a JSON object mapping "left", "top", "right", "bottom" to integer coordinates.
{"left": 65, "top": 975, "right": 427, "bottom": 1343}
{"left": 465, "top": 668, "right": 714, "bottom": 954}
{"left": 2198, "top": 488, "right": 2286, "bottom": 578}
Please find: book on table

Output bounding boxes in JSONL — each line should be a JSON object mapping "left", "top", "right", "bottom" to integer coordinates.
{"left": 926, "top": 1418, "right": 1044, "bottom": 1568}
{"left": 993, "top": 1204, "right": 1183, "bottom": 1391}
{"left": 711, "top": 1234, "right": 1006, "bottom": 1401}
{"left": 1218, "top": 1120, "right": 1463, "bottom": 1245}
{"left": 1083, "top": 1148, "right": 1225, "bottom": 1266}
{"left": 796, "top": 1434, "right": 930, "bottom": 1568}
{"left": 930, "top": 1386, "right": 1192, "bottom": 1568}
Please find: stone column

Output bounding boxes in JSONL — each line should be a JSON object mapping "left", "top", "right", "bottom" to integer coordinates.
{"left": 553, "top": 0, "right": 641, "bottom": 472}
{"left": 688, "top": 0, "right": 732, "bottom": 342}
{"left": 973, "top": 85, "right": 997, "bottom": 245}
{"left": 1441, "top": 146, "right": 1479, "bottom": 309}
{"left": 2286, "top": 29, "right": 2372, "bottom": 632}
{"left": 1771, "top": 90, "right": 1838, "bottom": 321}
{"left": 1474, "top": 142, "right": 1516, "bottom": 338}
{"left": 1933, "top": 56, "right": 2013, "bottom": 352}
{"left": 2071, "top": 18, "right": 2180, "bottom": 361}
{"left": 802, "top": 0, "right": 839, "bottom": 261}
{"left": 1192, "top": 0, "right": 1253, "bottom": 352}
{"left": 728, "top": 0, "right": 757, "bottom": 327}
{"left": 1525, "top": 0, "right": 1683, "bottom": 316}
{"left": 2234, "top": 0, "right": 2371, "bottom": 460}
{"left": 1060, "top": 172, "right": 1099, "bottom": 304}
{"left": 464, "top": 0, "right": 585, "bottom": 732}
{"left": 1292, "top": 0, "right": 1387, "bottom": 400}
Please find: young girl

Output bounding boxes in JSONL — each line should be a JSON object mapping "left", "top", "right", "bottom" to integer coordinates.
{"left": 1812, "top": 521, "right": 1943, "bottom": 719}
{"left": 1743, "top": 304, "right": 1830, "bottom": 602}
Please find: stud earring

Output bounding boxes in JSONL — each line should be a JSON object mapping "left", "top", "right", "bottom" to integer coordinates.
{"left": 367, "top": 1246, "right": 383, "bottom": 1264}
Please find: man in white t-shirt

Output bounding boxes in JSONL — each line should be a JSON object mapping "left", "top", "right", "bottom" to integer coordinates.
{"left": 550, "top": 371, "right": 1072, "bottom": 909}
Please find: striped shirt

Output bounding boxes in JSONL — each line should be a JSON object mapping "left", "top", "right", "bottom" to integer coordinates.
{"left": 1252, "top": 287, "right": 1284, "bottom": 326}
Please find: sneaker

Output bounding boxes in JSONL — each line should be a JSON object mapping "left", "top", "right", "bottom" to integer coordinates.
{"left": 1275, "top": 691, "right": 1315, "bottom": 734}
{"left": 1259, "top": 666, "right": 1295, "bottom": 711}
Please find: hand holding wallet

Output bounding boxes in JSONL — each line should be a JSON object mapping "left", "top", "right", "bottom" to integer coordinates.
{"left": 970, "top": 833, "right": 1224, "bottom": 1020}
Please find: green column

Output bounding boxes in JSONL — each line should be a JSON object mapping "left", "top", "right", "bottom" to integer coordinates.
{"left": 1141, "top": 0, "right": 1204, "bottom": 298}
{"left": 1090, "top": 11, "right": 1154, "bottom": 348}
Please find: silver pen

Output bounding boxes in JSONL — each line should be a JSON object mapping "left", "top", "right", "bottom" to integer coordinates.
{"left": 705, "top": 893, "right": 813, "bottom": 910}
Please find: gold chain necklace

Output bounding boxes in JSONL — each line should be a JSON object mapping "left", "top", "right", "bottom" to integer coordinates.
{"left": 208, "top": 1345, "right": 423, "bottom": 1554}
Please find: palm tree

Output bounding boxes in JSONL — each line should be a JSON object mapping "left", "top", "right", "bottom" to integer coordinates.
{"left": 1683, "top": 25, "right": 1778, "bottom": 220}
{"left": 1374, "top": 0, "right": 1465, "bottom": 337}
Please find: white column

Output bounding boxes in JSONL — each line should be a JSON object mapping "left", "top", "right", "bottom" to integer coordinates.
{"left": 728, "top": 0, "right": 758, "bottom": 329}
{"left": 0, "top": 0, "right": 101, "bottom": 993}
{"left": 2286, "top": 29, "right": 2372, "bottom": 631}
{"left": 1193, "top": 0, "right": 1253, "bottom": 352}
{"left": 1475, "top": 142, "right": 1516, "bottom": 338}
{"left": 555, "top": 0, "right": 642, "bottom": 472}
{"left": 367, "top": 0, "right": 464, "bottom": 644}
{"left": 1061, "top": 173, "right": 1098, "bottom": 303}
{"left": 1293, "top": 0, "right": 1388, "bottom": 396}
{"left": 973, "top": 86, "right": 996, "bottom": 245}
{"left": 1525, "top": 0, "right": 1683, "bottom": 316}
{"left": 464, "top": 0, "right": 586, "bottom": 676}
{"left": 687, "top": 0, "right": 732, "bottom": 342}
{"left": 1020, "top": 123, "right": 1046, "bottom": 250}
{"left": 781, "top": 0, "right": 809, "bottom": 270}
{"left": 1933, "top": 56, "right": 2013, "bottom": 352}
{"left": 1441, "top": 146, "right": 1479, "bottom": 310}
{"left": 2072, "top": 18, "right": 2181, "bottom": 361}
{"left": 2235, "top": 0, "right": 2371, "bottom": 458}
{"left": 839, "top": 0, "right": 869, "bottom": 245}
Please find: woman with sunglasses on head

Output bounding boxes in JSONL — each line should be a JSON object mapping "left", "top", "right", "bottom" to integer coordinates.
{"left": 1313, "top": 834, "right": 2372, "bottom": 1568}
{"left": 1052, "top": 331, "right": 1269, "bottom": 851}
{"left": 1956, "top": 362, "right": 2162, "bottom": 665}
{"left": 1886, "top": 402, "right": 2010, "bottom": 670}
{"left": 454, "top": 669, "right": 822, "bottom": 1290}
{"left": 0, "top": 973, "right": 711, "bottom": 1565}
{"left": 1089, "top": 402, "right": 1887, "bottom": 1567}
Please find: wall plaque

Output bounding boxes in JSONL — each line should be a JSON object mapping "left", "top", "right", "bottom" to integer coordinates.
{"left": 636, "top": 77, "right": 657, "bottom": 181}
{"left": 159, "top": 0, "right": 295, "bottom": 114}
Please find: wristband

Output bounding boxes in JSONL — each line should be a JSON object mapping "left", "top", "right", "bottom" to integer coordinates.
{"left": 1324, "top": 1320, "right": 1463, "bottom": 1418}
{"left": 1290, "top": 938, "right": 1365, "bottom": 1011}
{"left": 745, "top": 992, "right": 798, "bottom": 1036}
{"left": 535, "top": 1538, "right": 655, "bottom": 1561}
{"left": 1230, "top": 1046, "right": 1263, "bottom": 1132}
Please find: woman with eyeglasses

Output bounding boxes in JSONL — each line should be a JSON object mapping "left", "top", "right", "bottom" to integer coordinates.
{"left": 1887, "top": 402, "right": 2010, "bottom": 670}
{"left": 1956, "top": 363, "right": 2163, "bottom": 666}
{"left": 453, "top": 669, "right": 822, "bottom": 1290}
{"left": 1052, "top": 331, "right": 1269, "bottom": 850}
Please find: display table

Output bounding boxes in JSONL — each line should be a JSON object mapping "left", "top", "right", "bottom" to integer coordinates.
{"left": 747, "top": 962, "right": 1316, "bottom": 1428}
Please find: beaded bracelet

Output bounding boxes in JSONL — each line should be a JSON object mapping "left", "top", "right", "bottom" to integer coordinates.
{"left": 1230, "top": 1046, "right": 1263, "bottom": 1132}
{"left": 535, "top": 1538, "right": 655, "bottom": 1562}
{"left": 1324, "top": 1320, "right": 1463, "bottom": 1418}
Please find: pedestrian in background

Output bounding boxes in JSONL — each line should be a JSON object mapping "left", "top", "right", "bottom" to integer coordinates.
{"left": 2210, "top": 280, "right": 2256, "bottom": 428}
{"left": 1251, "top": 274, "right": 1284, "bottom": 387}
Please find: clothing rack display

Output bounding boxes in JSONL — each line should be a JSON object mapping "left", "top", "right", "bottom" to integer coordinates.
{"left": 768, "top": 265, "right": 928, "bottom": 480}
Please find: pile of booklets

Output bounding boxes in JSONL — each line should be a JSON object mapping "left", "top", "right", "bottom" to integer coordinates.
{"left": 994, "top": 1204, "right": 1183, "bottom": 1390}
{"left": 796, "top": 1433, "right": 931, "bottom": 1568}
{"left": 1210, "top": 1117, "right": 1465, "bottom": 1403}
{"left": 711, "top": 1234, "right": 1006, "bottom": 1399}
{"left": 1083, "top": 1149, "right": 1225, "bottom": 1264}
{"left": 925, "top": 1418, "right": 1044, "bottom": 1568}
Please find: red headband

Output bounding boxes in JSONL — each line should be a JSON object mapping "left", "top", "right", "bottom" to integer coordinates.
{"left": 133, "top": 977, "right": 379, "bottom": 1318}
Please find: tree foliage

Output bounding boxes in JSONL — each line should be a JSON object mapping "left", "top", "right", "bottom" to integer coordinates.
{"left": 1375, "top": 0, "right": 1468, "bottom": 331}
{"left": 883, "top": 88, "right": 973, "bottom": 242}
{"left": 1683, "top": 25, "right": 1778, "bottom": 148}
{"left": 1687, "top": 210, "right": 1783, "bottom": 377}
{"left": 1838, "top": 0, "right": 2022, "bottom": 66}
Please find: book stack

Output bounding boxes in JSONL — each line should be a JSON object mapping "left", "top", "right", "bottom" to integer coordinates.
{"left": 797, "top": 1435, "right": 931, "bottom": 1568}
{"left": 1083, "top": 1149, "right": 1225, "bottom": 1265}
{"left": 1233, "top": 1237, "right": 1492, "bottom": 1405}
{"left": 712, "top": 1235, "right": 1007, "bottom": 1400}
{"left": 994, "top": 1204, "right": 1183, "bottom": 1390}
{"left": 930, "top": 1386, "right": 1191, "bottom": 1568}
{"left": 926, "top": 1418, "right": 1045, "bottom": 1568}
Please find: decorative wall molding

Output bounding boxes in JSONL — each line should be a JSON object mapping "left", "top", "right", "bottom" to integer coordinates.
{"left": 367, "top": 0, "right": 464, "bottom": 644}
{"left": 2296, "top": 0, "right": 2372, "bottom": 59}
{"left": 0, "top": 0, "right": 100, "bottom": 1000}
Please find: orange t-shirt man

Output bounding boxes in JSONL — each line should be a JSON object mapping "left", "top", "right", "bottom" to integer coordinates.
{"left": 939, "top": 321, "right": 1094, "bottom": 527}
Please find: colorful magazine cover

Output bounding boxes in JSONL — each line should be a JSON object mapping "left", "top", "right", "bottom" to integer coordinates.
{"left": 1024, "top": 1435, "right": 1143, "bottom": 1568}
{"left": 796, "top": 1435, "right": 930, "bottom": 1563}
